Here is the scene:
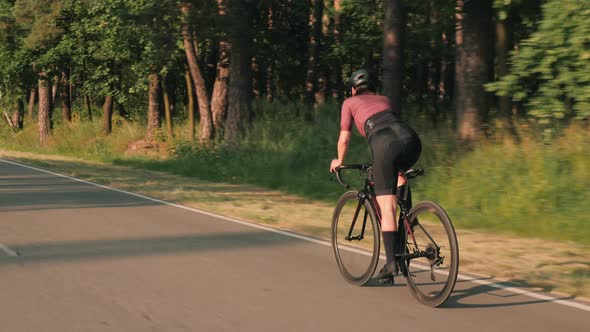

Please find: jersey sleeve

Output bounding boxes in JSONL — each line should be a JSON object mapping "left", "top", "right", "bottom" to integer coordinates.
{"left": 340, "top": 100, "right": 353, "bottom": 132}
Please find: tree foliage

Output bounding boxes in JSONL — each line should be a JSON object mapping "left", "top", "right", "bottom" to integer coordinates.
{"left": 487, "top": 0, "right": 590, "bottom": 122}
{"left": 1, "top": 0, "right": 587, "bottom": 143}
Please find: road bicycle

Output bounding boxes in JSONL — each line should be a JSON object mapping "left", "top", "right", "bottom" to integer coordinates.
{"left": 331, "top": 164, "right": 459, "bottom": 307}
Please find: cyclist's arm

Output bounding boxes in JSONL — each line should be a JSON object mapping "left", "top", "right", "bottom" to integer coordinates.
{"left": 330, "top": 130, "right": 352, "bottom": 172}
{"left": 337, "top": 130, "right": 352, "bottom": 163}
{"left": 331, "top": 100, "right": 353, "bottom": 172}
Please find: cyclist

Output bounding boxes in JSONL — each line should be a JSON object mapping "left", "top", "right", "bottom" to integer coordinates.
{"left": 329, "top": 69, "right": 422, "bottom": 283}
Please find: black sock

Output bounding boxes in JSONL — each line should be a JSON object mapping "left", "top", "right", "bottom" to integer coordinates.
{"left": 382, "top": 231, "right": 398, "bottom": 265}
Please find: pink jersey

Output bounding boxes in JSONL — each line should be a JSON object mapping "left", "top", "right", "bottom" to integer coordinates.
{"left": 340, "top": 93, "right": 393, "bottom": 137}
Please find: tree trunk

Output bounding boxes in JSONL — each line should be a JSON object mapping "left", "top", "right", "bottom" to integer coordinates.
{"left": 455, "top": 0, "right": 493, "bottom": 142}
{"left": 38, "top": 71, "right": 51, "bottom": 145}
{"left": 382, "top": 0, "right": 406, "bottom": 114}
{"left": 314, "top": 10, "right": 330, "bottom": 106}
{"left": 16, "top": 99, "right": 24, "bottom": 129}
{"left": 185, "top": 69, "right": 195, "bottom": 141}
{"left": 266, "top": 64, "right": 274, "bottom": 103}
{"left": 426, "top": 0, "right": 441, "bottom": 114}
{"left": 415, "top": 62, "right": 426, "bottom": 109}
{"left": 85, "top": 95, "right": 92, "bottom": 120}
{"left": 102, "top": 95, "right": 114, "bottom": 134}
{"left": 496, "top": 16, "right": 511, "bottom": 117}
{"left": 60, "top": 71, "right": 71, "bottom": 123}
{"left": 438, "top": 32, "right": 455, "bottom": 101}
{"left": 315, "top": 71, "right": 327, "bottom": 105}
{"left": 117, "top": 103, "right": 130, "bottom": 122}
{"left": 305, "top": 0, "right": 323, "bottom": 109}
{"left": 211, "top": 0, "right": 231, "bottom": 132}
{"left": 7, "top": 99, "right": 24, "bottom": 130}
{"left": 51, "top": 77, "right": 58, "bottom": 111}
{"left": 182, "top": 2, "right": 213, "bottom": 144}
{"left": 162, "top": 77, "right": 174, "bottom": 141}
{"left": 266, "top": 4, "right": 274, "bottom": 103}
{"left": 147, "top": 73, "right": 161, "bottom": 140}
{"left": 330, "top": 0, "right": 343, "bottom": 102}
{"left": 27, "top": 87, "right": 36, "bottom": 120}
{"left": 252, "top": 57, "right": 260, "bottom": 98}
{"left": 225, "top": 0, "right": 253, "bottom": 145}
{"left": 69, "top": 66, "right": 74, "bottom": 112}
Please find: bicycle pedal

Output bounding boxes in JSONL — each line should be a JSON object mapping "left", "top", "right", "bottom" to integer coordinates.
{"left": 378, "top": 276, "right": 394, "bottom": 285}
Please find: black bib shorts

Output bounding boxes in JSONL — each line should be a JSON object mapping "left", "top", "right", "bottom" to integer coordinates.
{"left": 364, "top": 111, "right": 422, "bottom": 196}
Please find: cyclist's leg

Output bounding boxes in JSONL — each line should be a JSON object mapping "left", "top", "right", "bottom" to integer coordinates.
{"left": 397, "top": 173, "right": 406, "bottom": 188}
{"left": 374, "top": 166, "right": 401, "bottom": 279}
{"left": 376, "top": 195, "right": 397, "bottom": 232}
{"left": 369, "top": 127, "right": 404, "bottom": 280}
{"left": 397, "top": 132, "right": 422, "bottom": 212}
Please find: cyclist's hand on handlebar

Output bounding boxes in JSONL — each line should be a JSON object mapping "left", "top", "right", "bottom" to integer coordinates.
{"left": 330, "top": 159, "right": 342, "bottom": 173}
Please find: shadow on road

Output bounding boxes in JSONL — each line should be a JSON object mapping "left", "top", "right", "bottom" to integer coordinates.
{"left": 363, "top": 271, "right": 578, "bottom": 309}
{"left": 0, "top": 170, "right": 161, "bottom": 212}
{"left": 442, "top": 279, "right": 575, "bottom": 309}
{"left": 0, "top": 231, "right": 300, "bottom": 265}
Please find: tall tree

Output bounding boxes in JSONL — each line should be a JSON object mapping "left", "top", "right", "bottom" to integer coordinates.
{"left": 265, "top": 4, "right": 274, "bottom": 102}
{"left": 211, "top": 0, "right": 231, "bottom": 134}
{"left": 304, "top": 0, "right": 322, "bottom": 109}
{"left": 102, "top": 95, "right": 113, "bottom": 134}
{"left": 314, "top": 6, "right": 330, "bottom": 105}
{"left": 184, "top": 68, "right": 195, "bottom": 141}
{"left": 455, "top": 0, "right": 493, "bottom": 141}
{"left": 59, "top": 70, "right": 71, "bottom": 123}
{"left": 224, "top": 0, "right": 254, "bottom": 145}
{"left": 146, "top": 73, "right": 160, "bottom": 140}
{"left": 38, "top": 71, "right": 51, "bottom": 145}
{"left": 133, "top": 0, "right": 180, "bottom": 141}
{"left": 330, "top": 0, "right": 343, "bottom": 102}
{"left": 182, "top": 2, "right": 213, "bottom": 144}
{"left": 27, "top": 86, "right": 36, "bottom": 119}
{"left": 382, "top": 0, "right": 406, "bottom": 113}
{"left": 162, "top": 76, "right": 173, "bottom": 141}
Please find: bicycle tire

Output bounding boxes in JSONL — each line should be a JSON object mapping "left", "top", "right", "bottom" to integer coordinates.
{"left": 403, "top": 201, "right": 459, "bottom": 307}
{"left": 331, "top": 191, "right": 381, "bottom": 286}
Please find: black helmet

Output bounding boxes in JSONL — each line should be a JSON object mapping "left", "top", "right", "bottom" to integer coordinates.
{"left": 348, "top": 69, "right": 370, "bottom": 88}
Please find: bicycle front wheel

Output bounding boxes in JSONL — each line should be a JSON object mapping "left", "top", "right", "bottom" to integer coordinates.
{"left": 402, "top": 201, "right": 459, "bottom": 307}
{"left": 331, "top": 191, "right": 380, "bottom": 286}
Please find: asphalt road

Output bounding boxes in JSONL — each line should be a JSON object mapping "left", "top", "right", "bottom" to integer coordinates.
{"left": 0, "top": 158, "right": 588, "bottom": 332}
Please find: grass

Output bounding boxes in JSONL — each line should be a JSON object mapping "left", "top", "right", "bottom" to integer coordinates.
{"left": 1, "top": 101, "right": 589, "bottom": 246}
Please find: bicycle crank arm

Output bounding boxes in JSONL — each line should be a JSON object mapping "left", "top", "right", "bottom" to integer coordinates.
{"left": 345, "top": 235, "right": 364, "bottom": 241}
{"left": 398, "top": 251, "right": 428, "bottom": 260}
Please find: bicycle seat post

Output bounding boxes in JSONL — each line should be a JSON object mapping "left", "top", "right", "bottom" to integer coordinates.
{"left": 398, "top": 173, "right": 410, "bottom": 207}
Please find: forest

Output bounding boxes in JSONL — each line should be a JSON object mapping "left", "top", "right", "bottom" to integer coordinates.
{"left": 0, "top": 0, "right": 589, "bottom": 244}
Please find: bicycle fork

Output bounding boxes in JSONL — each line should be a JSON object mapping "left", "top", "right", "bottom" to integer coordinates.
{"left": 345, "top": 194, "right": 369, "bottom": 241}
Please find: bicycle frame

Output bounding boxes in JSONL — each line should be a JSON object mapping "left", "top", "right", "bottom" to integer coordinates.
{"left": 335, "top": 165, "right": 442, "bottom": 265}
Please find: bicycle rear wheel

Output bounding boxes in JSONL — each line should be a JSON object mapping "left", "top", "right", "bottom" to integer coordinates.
{"left": 331, "top": 191, "right": 380, "bottom": 286}
{"left": 402, "top": 201, "right": 459, "bottom": 307}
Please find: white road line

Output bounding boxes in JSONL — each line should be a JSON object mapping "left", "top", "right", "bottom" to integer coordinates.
{"left": 456, "top": 274, "right": 590, "bottom": 311}
{"left": 0, "top": 243, "right": 17, "bottom": 256}
{"left": 1, "top": 157, "right": 589, "bottom": 312}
